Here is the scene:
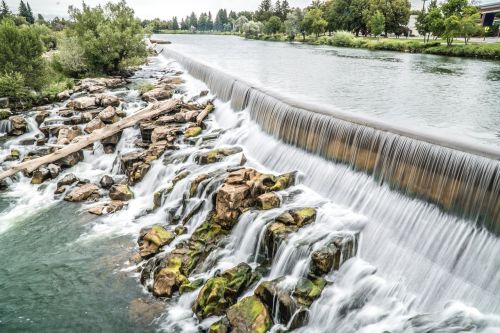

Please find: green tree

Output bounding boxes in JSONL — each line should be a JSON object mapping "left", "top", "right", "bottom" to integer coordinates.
{"left": 350, "top": 0, "right": 370, "bottom": 36}
{"left": 303, "top": 7, "right": 327, "bottom": 37}
{"left": 284, "top": 8, "right": 304, "bottom": 40}
{"left": 25, "top": 2, "right": 34, "bottom": 23}
{"left": 442, "top": 14, "right": 461, "bottom": 45}
{"left": 189, "top": 11, "right": 198, "bottom": 29}
{"left": 427, "top": 6, "right": 445, "bottom": 38}
{"left": 0, "top": 19, "right": 45, "bottom": 91}
{"left": 233, "top": 15, "right": 249, "bottom": 33}
{"left": 264, "top": 15, "right": 282, "bottom": 34}
{"left": 68, "top": 0, "right": 147, "bottom": 74}
{"left": 368, "top": 10, "right": 385, "bottom": 37}
{"left": 461, "top": 11, "right": 480, "bottom": 44}
{"left": 1, "top": 0, "right": 11, "bottom": 19}
{"left": 207, "top": 11, "right": 213, "bottom": 30}
{"left": 256, "top": 0, "right": 273, "bottom": 21}
{"left": 441, "top": 0, "right": 468, "bottom": 17}
{"left": 242, "top": 20, "right": 263, "bottom": 38}
{"left": 172, "top": 16, "right": 179, "bottom": 30}
{"left": 416, "top": 10, "right": 430, "bottom": 42}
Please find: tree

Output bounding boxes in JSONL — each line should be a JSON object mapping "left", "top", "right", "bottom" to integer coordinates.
{"left": 441, "top": 0, "right": 468, "bottom": 17}
{"left": 180, "top": 18, "right": 187, "bottom": 30}
{"left": 189, "top": 11, "right": 198, "bottom": 29}
{"left": 461, "top": 11, "right": 480, "bottom": 44}
{"left": 25, "top": 2, "right": 34, "bottom": 23}
{"left": 256, "top": 0, "right": 273, "bottom": 21}
{"left": 442, "top": 14, "right": 461, "bottom": 45}
{"left": 350, "top": 0, "right": 370, "bottom": 36}
{"left": 207, "top": 11, "right": 213, "bottom": 30}
{"left": 0, "top": 19, "right": 45, "bottom": 92}
{"left": 274, "top": 1, "right": 282, "bottom": 18}
{"left": 198, "top": 13, "right": 208, "bottom": 31}
{"left": 368, "top": 10, "right": 385, "bottom": 37}
{"left": 233, "top": 15, "right": 249, "bottom": 33}
{"left": 281, "top": 0, "right": 290, "bottom": 20}
{"left": 0, "top": 0, "right": 11, "bottom": 19}
{"left": 265, "top": 15, "right": 282, "bottom": 34}
{"left": 242, "top": 20, "right": 263, "bottom": 38}
{"left": 68, "top": 0, "right": 147, "bottom": 74}
{"left": 416, "top": 10, "right": 431, "bottom": 41}
{"left": 172, "top": 16, "right": 179, "bottom": 30}
{"left": 427, "top": 6, "right": 445, "bottom": 38}
{"left": 284, "top": 8, "right": 304, "bottom": 40}
{"left": 303, "top": 8, "right": 327, "bottom": 37}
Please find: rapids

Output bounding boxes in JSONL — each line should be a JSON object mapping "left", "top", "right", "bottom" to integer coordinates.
{"left": 0, "top": 44, "right": 499, "bottom": 333}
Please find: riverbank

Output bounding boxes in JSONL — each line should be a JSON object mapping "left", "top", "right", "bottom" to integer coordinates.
{"left": 160, "top": 30, "right": 500, "bottom": 60}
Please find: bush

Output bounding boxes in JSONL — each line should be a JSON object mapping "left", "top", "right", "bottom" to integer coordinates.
{"left": 0, "top": 71, "right": 29, "bottom": 99}
{"left": 331, "top": 31, "right": 355, "bottom": 47}
{"left": 137, "top": 82, "right": 155, "bottom": 94}
{"left": 52, "top": 36, "right": 88, "bottom": 77}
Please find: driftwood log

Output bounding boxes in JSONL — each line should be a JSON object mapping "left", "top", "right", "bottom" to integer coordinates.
{"left": 0, "top": 99, "right": 179, "bottom": 181}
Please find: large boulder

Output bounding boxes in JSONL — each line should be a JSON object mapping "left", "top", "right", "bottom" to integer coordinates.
{"left": 84, "top": 117, "right": 105, "bottom": 134}
{"left": 193, "top": 263, "right": 253, "bottom": 319}
{"left": 226, "top": 296, "right": 272, "bottom": 333}
{"left": 142, "top": 87, "right": 172, "bottom": 102}
{"left": 67, "top": 96, "right": 97, "bottom": 110}
{"left": 88, "top": 200, "right": 124, "bottom": 215}
{"left": 109, "top": 184, "right": 134, "bottom": 201}
{"left": 8, "top": 116, "right": 27, "bottom": 136}
{"left": 56, "top": 150, "right": 84, "bottom": 168}
{"left": 64, "top": 184, "right": 99, "bottom": 202}
{"left": 56, "top": 89, "right": 72, "bottom": 101}
{"left": 57, "top": 173, "right": 78, "bottom": 187}
{"left": 98, "top": 106, "right": 117, "bottom": 123}
{"left": 310, "top": 236, "right": 357, "bottom": 276}
{"left": 137, "top": 225, "right": 175, "bottom": 259}
{"left": 184, "top": 126, "right": 202, "bottom": 138}
{"left": 99, "top": 175, "right": 115, "bottom": 189}
{"left": 34, "top": 110, "right": 49, "bottom": 125}
{"left": 57, "top": 126, "right": 82, "bottom": 145}
{"left": 98, "top": 94, "right": 120, "bottom": 107}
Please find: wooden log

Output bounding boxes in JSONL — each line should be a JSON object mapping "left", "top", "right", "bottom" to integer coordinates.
{"left": 196, "top": 103, "right": 214, "bottom": 126}
{"left": 0, "top": 99, "right": 179, "bottom": 181}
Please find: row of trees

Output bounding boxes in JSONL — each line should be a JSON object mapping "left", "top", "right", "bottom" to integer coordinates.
{"left": 416, "top": 0, "right": 481, "bottom": 45}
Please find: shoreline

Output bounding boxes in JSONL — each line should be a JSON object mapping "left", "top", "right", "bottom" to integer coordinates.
{"left": 159, "top": 30, "right": 500, "bottom": 61}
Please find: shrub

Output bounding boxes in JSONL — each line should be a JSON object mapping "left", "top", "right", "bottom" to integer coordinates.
{"left": 137, "top": 82, "right": 155, "bottom": 94}
{"left": 52, "top": 36, "right": 88, "bottom": 77}
{"left": 331, "top": 31, "right": 355, "bottom": 47}
{"left": 0, "top": 71, "right": 28, "bottom": 99}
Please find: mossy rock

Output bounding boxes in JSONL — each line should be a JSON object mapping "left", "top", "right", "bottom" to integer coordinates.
{"left": 0, "top": 109, "right": 11, "bottom": 120}
{"left": 195, "top": 147, "right": 243, "bottom": 165}
{"left": 193, "top": 263, "right": 253, "bottom": 319}
{"left": 144, "top": 225, "right": 175, "bottom": 247}
{"left": 269, "top": 171, "right": 296, "bottom": 191}
{"left": 226, "top": 296, "right": 272, "bottom": 333}
{"left": 184, "top": 126, "right": 202, "bottom": 138}
{"left": 292, "top": 277, "right": 326, "bottom": 306}
{"left": 179, "top": 278, "right": 205, "bottom": 294}
{"left": 152, "top": 255, "right": 189, "bottom": 297}
{"left": 208, "top": 318, "right": 231, "bottom": 333}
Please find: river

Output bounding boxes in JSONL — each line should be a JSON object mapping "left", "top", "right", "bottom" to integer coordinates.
{"left": 0, "top": 37, "right": 499, "bottom": 333}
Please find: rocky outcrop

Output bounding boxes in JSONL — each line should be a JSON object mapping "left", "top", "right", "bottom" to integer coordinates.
{"left": 8, "top": 116, "right": 27, "bottom": 136}
{"left": 142, "top": 86, "right": 172, "bottom": 102}
{"left": 223, "top": 296, "right": 272, "bottom": 333}
{"left": 97, "top": 94, "right": 120, "bottom": 107}
{"left": 67, "top": 96, "right": 97, "bottom": 110}
{"left": 137, "top": 225, "right": 175, "bottom": 259}
{"left": 64, "top": 183, "right": 99, "bottom": 202}
{"left": 109, "top": 184, "right": 134, "bottom": 201}
{"left": 31, "top": 164, "right": 61, "bottom": 185}
{"left": 193, "top": 263, "right": 253, "bottom": 319}
{"left": 98, "top": 106, "right": 117, "bottom": 124}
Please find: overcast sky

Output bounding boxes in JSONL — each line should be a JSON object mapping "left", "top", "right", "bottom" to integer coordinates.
{"left": 5, "top": 0, "right": 313, "bottom": 19}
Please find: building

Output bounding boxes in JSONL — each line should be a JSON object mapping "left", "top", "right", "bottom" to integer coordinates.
{"left": 480, "top": 1, "right": 500, "bottom": 26}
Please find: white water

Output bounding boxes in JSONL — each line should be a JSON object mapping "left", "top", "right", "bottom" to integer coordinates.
{"left": 1, "top": 54, "right": 499, "bottom": 332}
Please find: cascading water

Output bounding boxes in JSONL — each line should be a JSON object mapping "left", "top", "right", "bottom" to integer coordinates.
{"left": 1, "top": 46, "right": 499, "bottom": 333}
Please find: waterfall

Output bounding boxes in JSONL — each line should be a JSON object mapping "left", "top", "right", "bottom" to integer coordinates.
{"left": 0, "top": 119, "right": 12, "bottom": 135}
{"left": 159, "top": 47, "right": 500, "bottom": 234}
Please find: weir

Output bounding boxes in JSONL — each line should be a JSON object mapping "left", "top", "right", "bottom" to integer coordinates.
{"left": 159, "top": 47, "right": 500, "bottom": 234}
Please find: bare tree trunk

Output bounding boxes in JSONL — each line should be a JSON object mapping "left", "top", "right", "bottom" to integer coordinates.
{"left": 0, "top": 99, "right": 179, "bottom": 181}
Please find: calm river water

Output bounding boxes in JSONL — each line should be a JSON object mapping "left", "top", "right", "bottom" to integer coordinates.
{"left": 157, "top": 34, "right": 500, "bottom": 147}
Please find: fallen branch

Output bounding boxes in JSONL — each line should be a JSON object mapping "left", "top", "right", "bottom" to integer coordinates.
{"left": 196, "top": 103, "right": 214, "bottom": 126}
{"left": 0, "top": 99, "right": 179, "bottom": 181}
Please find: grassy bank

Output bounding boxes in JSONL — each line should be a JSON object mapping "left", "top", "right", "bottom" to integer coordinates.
{"left": 248, "top": 33, "right": 500, "bottom": 60}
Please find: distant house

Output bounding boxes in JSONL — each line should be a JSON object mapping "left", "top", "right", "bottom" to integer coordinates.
{"left": 480, "top": 1, "right": 500, "bottom": 26}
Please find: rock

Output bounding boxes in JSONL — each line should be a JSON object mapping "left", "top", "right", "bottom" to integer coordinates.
{"left": 151, "top": 126, "right": 178, "bottom": 144}
{"left": 256, "top": 192, "right": 280, "bottom": 210}
{"left": 195, "top": 147, "right": 243, "bottom": 165}
{"left": 142, "top": 87, "right": 172, "bottom": 102}
{"left": 84, "top": 116, "right": 105, "bottom": 134}
{"left": 57, "top": 150, "right": 84, "bottom": 168}
{"left": 254, "top": 279, "right": 308, "bottom": 329}
{"left": 98, "top": 94, "right": 120, "bottom": 107}
{"left": 128, "top": 298, "right": 164, "bottom": 324}
{"left": 208, "top": 319, "right": 231, "bottom": 333}
{"left": 292, "top": 277, "right": 326, "bottom": 307}
{"left": 56, "top": 89, "right": 72, "bottom": 101}
{"left": 0, "top": 97, "right": 9, "bottom": 109}
{"left": 184, "top": 126, "right": 202, "bottom": 138}
{"left": 88, "top": 200, "right": 124, "bottom": 215}
{"left": 138, "top": 224, "right": 175, "bottom": 259}
{"left": 101, "top": 131, "right": 122, "bottom": 145}
{"left": 179, "top": 278, "right": 204, "bottom": 294}
{"left": 109, "top": 184, "right": 134, "bottom": 201}
{"left": 57, "top": 173, "right": 78, "bottom": 187}
{"left": 8, "top": 116, "right": 27, "bottom": 136}
{"left": 98, "top": 106, "right": 117, "bottom": 123}
{"left": 152, "top": 255, "right": 189, "bottom": 297}
{"left": 57, "top": 126, "right": 82, "bottom": 145}
{"left": 99, "top": 175, "right": 115, "bottom": 189}
{"left": 54, "top": 186, "right": 66, "bottom": 194}
{"left": 264, "top": 208, "right": 317, "bottom": 258}
{"left": 184, "top": 110, "right": 199, "bottom": 122}
{"left": 31, "top": 167, "right": 51, "bottom": 184}
{"left": 4, "top": 149, "right": 20, "bottom": 161}
{"left": 67, "top": 96, "right": 97, "bottom": 110}
{"left": 35, "top": 111, "right": 49, "bottom": 125}
{"left": 174, "top": 226, "right": 187, "bottom": 235}
{"left": 47, "top": 164, "right": 61, "bottom": 179}
{"left": 310, "top": 237, "right": 357, "bottom": 276}
{"left": 193, "top": 263, "right": 253, "bottom": 319}
{"left": 64, "top": 183, "right": 99, "bottom": 202}
{"left": 226, "top": 296, "right": 272, "bottom": 333}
